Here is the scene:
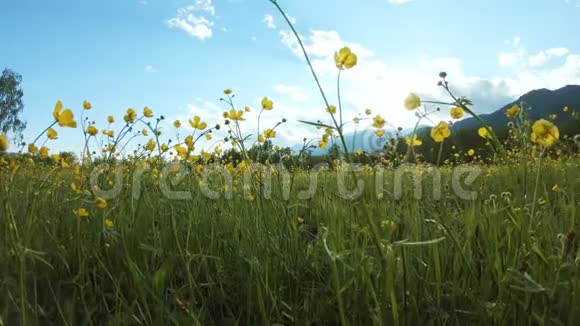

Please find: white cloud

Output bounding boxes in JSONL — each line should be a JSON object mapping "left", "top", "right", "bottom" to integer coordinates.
{"left": 166, "top": 0, "right": 215, "bottom": 40}
{"left": 278, "top": 30, "right": 580, "bottom": 131}
{"left": 145, "top": 65, "right": 158, "bottom": 73}
{"left": 263, "top": 14, "right": 276, "bottom": 29}
{"left": 546, "top": 47, "right": 570, "bottom": 57}
{"left": 274, "top": 84, "right": 310, "bottom": 102}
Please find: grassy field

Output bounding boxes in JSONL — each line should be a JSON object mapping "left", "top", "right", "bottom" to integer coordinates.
{"left": 1, "top": 157, "right": 579, "bottom": 325}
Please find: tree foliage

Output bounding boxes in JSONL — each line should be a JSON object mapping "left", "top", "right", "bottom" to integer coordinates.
{"left": 0, "top": 69, "right": 26, "bottom": 141}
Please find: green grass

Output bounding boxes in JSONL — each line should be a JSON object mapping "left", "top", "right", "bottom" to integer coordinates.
{"left": 1, "top": 158, "right": 579, "bottom": 325}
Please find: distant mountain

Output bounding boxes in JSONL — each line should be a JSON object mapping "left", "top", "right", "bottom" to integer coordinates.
{"left": 449, "top": 84, "right": 580, "bottom": 135}
{"left": 296, "top": 85, "right": 580, "bottom": 156}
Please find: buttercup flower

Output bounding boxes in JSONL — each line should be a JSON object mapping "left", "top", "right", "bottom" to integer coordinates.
{"left": 53, "top": 100, "right": 77, "bottom": 128}
{"left": 450, "top": 107, "right": 464, "bottom": 119}
{"left": 0, "top": 134, "right": 7, "bottom": 151}
{"left": 365, "top": 108, "right": 372, "bottom": 115}
{"left": 189, "top": 116, "right": 207, "bottom": 130}
{"left": 47, "top": 128, "right": 58, "bottom": 140}
{"left": 174, "top": 120, "right": 181, "bottom": 128}
{"left": 74, "top": 208, "right": 89, "bottom": 218}
{"left": 107, "top": 115, "right": 115, "bottom": 123}
{"left": 531, "top": 119, "right": 559, "bottom": 147}
{"left": 83, "top": 100, "right": 92, "bottom": 110}
{"left": 104, "top": 219, "right": 113, "bottom": 228}
{"left": 261, "top": 97, "right": 274, "bottom": 110}
{"left": 102, "top": 130, "right": 114, "bottom": 138}
{"left": 327, "top": 105, "right": 337, "bottom": 114}
{"left": 478, "top": 126, "right": 493, "bottom": 139}
{"left": 87, "top": 125, "right": 98, "bottom": 136}
{"left": 375, "top": 129, "right": 385, "bottom": 137}
{"left": 334, "top": 47, "right": 357, "bottom": 70}
{"left": 372, "top": 115, "right": 385, "bottom": 129}
{"left": 405, "top": 135, "right": 422, "bottom": 147}
{"left": 505, "top": 104, "right": 520, "bottom": 118}
{"left": 226, "top": 109, "right": 245, "bottom": 121}
{"left": 404, "top": 93, "right": 421, "bottom": 110}
{"left": 143, "top": 107, "right": 153, "bottom": 118}
{"left": 95, "top": 197, "right": 107, "bottom": 210}
{"left": 430, "top": 121, "right": 451, "bottom": 142}
{"left": 563, "top": 106, "right": 569, "bottom": 112}
{"left": 39, "top": 146, "right": 49, "bottom": 159}
{"left": 124, "top": 108, "right": 137, "bottom": 123}
{"left": 28, "top": 143, "right": 38, "bottom": 154}
{"left": 145, "top": 139, "right": 156, "bottom": 151}
{"left": 264, "top": 128, "right": 276, "bottom": 139}
{"left": 467, "top": 149, "right": 475, "bottom": 156}
{"left": 205, "top": 133, "right": 212, "bottom": 140}
{"left": 258, "top": 134, "right": 265, "bottom": 143}
{"left": 174, "top": 145, "right": 188, "bottom": 159}
{"left": 224, "top": 89, "right": 233, "bottom": 95}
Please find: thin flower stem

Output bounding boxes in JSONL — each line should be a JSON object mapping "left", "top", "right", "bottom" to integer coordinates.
{"left": 269, "top": 0, "right": 351, "bottom": 162}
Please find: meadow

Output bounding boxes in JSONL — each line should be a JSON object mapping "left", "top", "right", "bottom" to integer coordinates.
{"left": 1, "top": 2, "right": 580, "bottom": 325}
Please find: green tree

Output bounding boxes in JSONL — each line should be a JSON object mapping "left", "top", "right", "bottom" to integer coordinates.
{"left": 0, "top": 69, "right": 27, "bottom": 141}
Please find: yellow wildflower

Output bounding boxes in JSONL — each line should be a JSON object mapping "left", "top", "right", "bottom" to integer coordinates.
{"left": 145, "top": 139, "right": 156, "bottom": 151}
{"left": 372, "top": 115, "right": 385, "bottom": 129}
{"left": 563, "top": 106, "right": 569, "bottom": 112}
{"left": 95, "top": 197, "right": 107, "bottom": 210}
{"left": 405, "top": 135, "right": 422, "bottom": 147}
{"left": 47, "top": 128, "right": 58, "bottom": 140}
{"left": 205, "top": 133, "right": 212, "bottom": 140}
{"left": 549, "top": 114, "right": 557, "bottom": 120}
{"left": 261, "top": 97, "right": 274, "bottom": 110}
{"left": 174, "top": 145, "right": 188, "bottom": 159}
{"left": 83, "top": 100, "right": 92, "bottom": 110}
{"left": 39, "top": 146, "right": 49, "bottom": 158}
{"left": 124, "top": 108, "right": 137, "bottom": 123}
{"left": 430, "top": 121, "right": 451, "bottom": 142}
{"left": 227, "top": 109, "right": 245, "bottom": 121}
{"left": 73, "top": 208, "right": 89, "bottom": 218}
{"left": 87, "top": 125, "right": 98, "bottom": 136}
{"left": 467, "top": 149, "right": 475, "bottom": 156}
{"left": 334, "top": 47, "right": 357, "bottom": 70}
{"left": 531, "top": 119, "right": 559, "bottom": 147}
{"left": 365, "top": 108, "right": 372, "bottom": 115}
{"left": 327, "top": 105, "right": 337, "bottom": 114}
{"left": 0, "top": 134, "right": 8, "bottom": 151}
{"left": 375, "top": 129, "right": 385, "bottom": 137}
{"left": 404, "top": 93, "right": 421, "bottom": 110}
{"left": 173, "top": 120, "right": 181, "bottom": 128}
{"left": 143, "top": 107, "right": 153, "bottom": 118}
{"left": 53, "top": 100, "right": 77, "bottom": 128}
{"left": 264, "top": 128, "right": 276, "bottom": 139}
{"left": 107, "top": 115, "right": 115, "bottom": 123}
{"left": 505, "top": 104, "right": 520, "bottom": 118}
{"left": 258, "top": 134, "right": 265, "bottom": 143}
{"left": 142, "top": 129, "right": 149, "bottom": 136}
{"left": 189, "top": 116, "right": 207, "bottom": 130}
{"left": 28, "top": 143, "right": 38, "bottom": 154}
{"left": 224, "top": 89, "right": 233, "bottom": 95}
{"left": 450, "top": 107, "right": 464, "bottom": 119}
{"left": 478, "top": 126, "right": 493, "bottom": 139}
{"left": 104, "top": 219, "right": 113, "bottom": 228}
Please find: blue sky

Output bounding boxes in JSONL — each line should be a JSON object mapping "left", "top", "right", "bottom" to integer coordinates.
{"left": 2, "top": 0, "right": 580, "bottom": 153}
